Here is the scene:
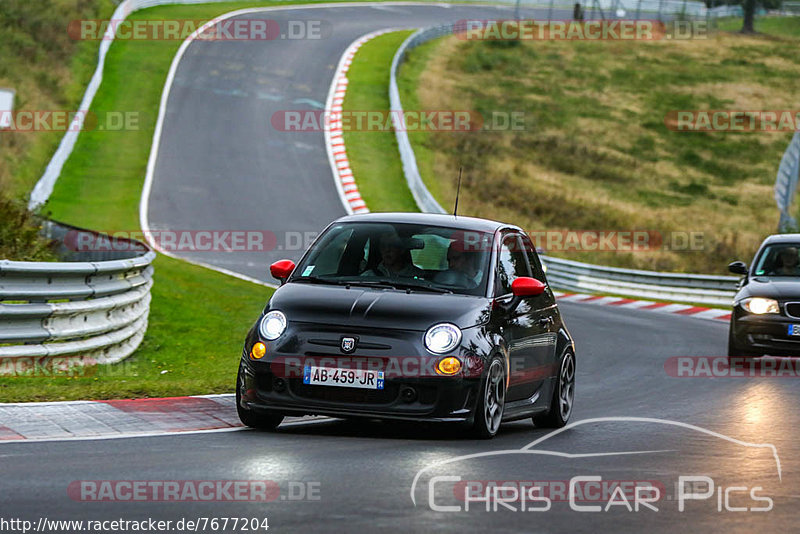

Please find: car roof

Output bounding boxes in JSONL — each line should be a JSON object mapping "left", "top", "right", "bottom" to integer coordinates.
{"left": 334, "top": 212, "right": 517, "bottom": 233}
{"left": 761, "top": 233, "right": 800, "bottom": 245}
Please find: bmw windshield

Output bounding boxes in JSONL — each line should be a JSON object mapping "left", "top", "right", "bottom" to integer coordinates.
{"left": 290, "top": 222, "right": 493, "bottom": 296}
{"left": 753, "top": 243, "right": 800, "bottom": 277}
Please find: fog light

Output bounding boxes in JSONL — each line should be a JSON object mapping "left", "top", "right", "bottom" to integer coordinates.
{"left": 400, "top": 386, "right": 418, "bottom": 403}
{"left": 437, "top": 357, "right": 462, "bottom": 375}
{"left": 273, "top": 377, "right": 287, "bottom": 392}
{"left": 250, "top": 342, "right": 266, "bottom": 359}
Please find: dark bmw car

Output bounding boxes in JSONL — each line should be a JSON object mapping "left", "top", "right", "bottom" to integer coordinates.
{"left": 236, "top": 213, "right": 575, "bottom": 438}
{"left": 728, "top": 233, "right": 800, "bottom": 362}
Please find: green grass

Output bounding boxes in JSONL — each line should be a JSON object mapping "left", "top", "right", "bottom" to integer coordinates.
{"left": 397, "top": 22, "right": 800, "bottom": 274}
{"left": 0, "top": 0, "right": 115, "bottom": 199}
{"left": 716, "top": 15, "right": 800, "bottom": 37}
{"left": 342, "top": 31, "right": 418, "bottom": 212}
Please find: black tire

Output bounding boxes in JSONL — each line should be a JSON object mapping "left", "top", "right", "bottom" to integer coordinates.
{"left": 727, "top": 327, "right": 761, "bottom": 367}
{"left": 470, "top": 357, "right": 506, "bottom": 439}
{"left": 533, "top": 350, "right": 575, "bottom": 429}
{"left": 236, "top": 365, "right": 283, "bottom": 430}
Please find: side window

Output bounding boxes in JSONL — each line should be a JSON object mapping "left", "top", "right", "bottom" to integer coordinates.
{"left": 521, "top": 234, "right": 546, "bottom": 280}
{"left": 495, "top": 234, "right": 531, "bottom": 296}
{"left": 308, "top": 228, "right": 353, "bottom": 276}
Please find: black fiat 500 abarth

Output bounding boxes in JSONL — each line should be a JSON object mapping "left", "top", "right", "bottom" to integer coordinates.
{"left": 236, "top": 213, "right": 576, "bottom": 438}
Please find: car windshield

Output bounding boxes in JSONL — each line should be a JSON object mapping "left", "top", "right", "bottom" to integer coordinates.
{"left": 290, "top": 222, "right": 493, "bottom": 296}
{"left": 753, "top": 243, "right": 800, "bottom": 277}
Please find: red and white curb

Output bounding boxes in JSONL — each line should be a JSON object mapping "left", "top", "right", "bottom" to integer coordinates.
{"left": 553, "top": 292, "right": 732, "bottom": 322}
{"left": 0, "top": 394, "right": 325, "bottom": 443}
{"left": 325, "top": 28, "right": 405, "bottom": 216}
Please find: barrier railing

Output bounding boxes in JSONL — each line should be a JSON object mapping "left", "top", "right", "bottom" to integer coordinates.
{"left": 0, "top": 221, "right": 155, "bottom": 372}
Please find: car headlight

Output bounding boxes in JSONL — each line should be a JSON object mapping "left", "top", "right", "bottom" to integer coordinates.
{"left": 424, "top": 323, "right": 462, "bottom": 354}
{"left": 259, "top": 310, "right": 287, "bottom": 340}
{"left": 741, "top": 297, "right": 780, "bottom": 315}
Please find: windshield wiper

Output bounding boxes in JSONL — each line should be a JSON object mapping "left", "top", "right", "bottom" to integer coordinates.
{"left": 293, "top": 276, "right": 394, "bottom": 290}
{"left": 293, "top": 276, "right": 451, "bottom": 293}
{"left": 374, "top": 279, "right": 453, "bottom": 294}
{"left": 292, "top": 275, "right": 351, "bottom": 286}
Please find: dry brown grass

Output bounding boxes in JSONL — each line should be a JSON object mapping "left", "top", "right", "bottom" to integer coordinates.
{"left": 407, "top": 30, "right": 800, "bottom": 273}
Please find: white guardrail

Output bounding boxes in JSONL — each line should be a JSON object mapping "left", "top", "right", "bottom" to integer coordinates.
{"left": 389, "top": 24, "right": 739, "bottom": 306}
{"left": 0, "top": 222, "right": 155, "bottom": 372}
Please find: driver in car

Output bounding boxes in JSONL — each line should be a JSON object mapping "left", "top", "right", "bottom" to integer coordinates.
{"left": 773, "top": 246, "right": 800, "bottom": 276}
{"left": 365, "top": 232, "right": 423, "bottom": 278}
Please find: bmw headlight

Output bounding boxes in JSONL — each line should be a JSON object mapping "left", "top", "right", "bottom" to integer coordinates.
{"left": 259, "top": 310, "right": 287, "bottom": 340}
{"left": 741, "top": 297, "right": 779, "bottom": 315}
{"left": 424, "top": 323, "right": 462, "bottom": 354}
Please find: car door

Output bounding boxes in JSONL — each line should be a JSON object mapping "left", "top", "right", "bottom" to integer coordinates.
{"left": 494, "top": 232, "right": 552, "bottom": 402}
{"left": 520, "top": 233, "right": 559, "bottom": 383}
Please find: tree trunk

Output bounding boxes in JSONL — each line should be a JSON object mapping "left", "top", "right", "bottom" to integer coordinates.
{"left": 742, "top": 0, "right": 757, "bottom": 33}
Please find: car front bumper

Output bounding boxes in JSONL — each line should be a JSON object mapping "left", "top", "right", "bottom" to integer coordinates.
{"left": 239, "top": 358, "right": 482, "bottom": 423}
{"left": 732, "top": 312, "right": 800, "bottom": 355}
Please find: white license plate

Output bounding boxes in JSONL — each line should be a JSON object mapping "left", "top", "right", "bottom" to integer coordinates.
{"left": 788, "top": 325, "right": 800, "bottom": 336}
{"left": 303, "top": 365, "right": 384, "bottom": 390}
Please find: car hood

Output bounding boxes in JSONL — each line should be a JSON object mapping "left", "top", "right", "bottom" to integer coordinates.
{"left": 738, "top": 277, "right": 800, "bottom": 301}
{"left": 266, "top": 283, "right": 491, "bottom": 331}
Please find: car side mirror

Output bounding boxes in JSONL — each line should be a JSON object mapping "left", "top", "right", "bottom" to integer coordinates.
{"left": 270, "top": 259, "right": 295, "bottom": 284}
{"left": 512, "top": 277, "right": 547, "bottom": 297}
{"left": 728, "top": 261, "right": 748, "bottom": 276}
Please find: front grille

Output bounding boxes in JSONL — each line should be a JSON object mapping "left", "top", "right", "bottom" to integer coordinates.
{"left": 290, "top": 379, "right": 399, "bottom": 405}
{"left": 785, "top": 302, "right": 800, "bottom": 318}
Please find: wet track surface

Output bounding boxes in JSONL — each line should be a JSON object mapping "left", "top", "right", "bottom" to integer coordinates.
{"left": 6, "top": 3, "right": 798, "bottom": 533}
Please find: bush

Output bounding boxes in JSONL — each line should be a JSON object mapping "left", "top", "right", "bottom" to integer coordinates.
{"left": 0, "top": 195, "right": 57, "bottom": 261}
